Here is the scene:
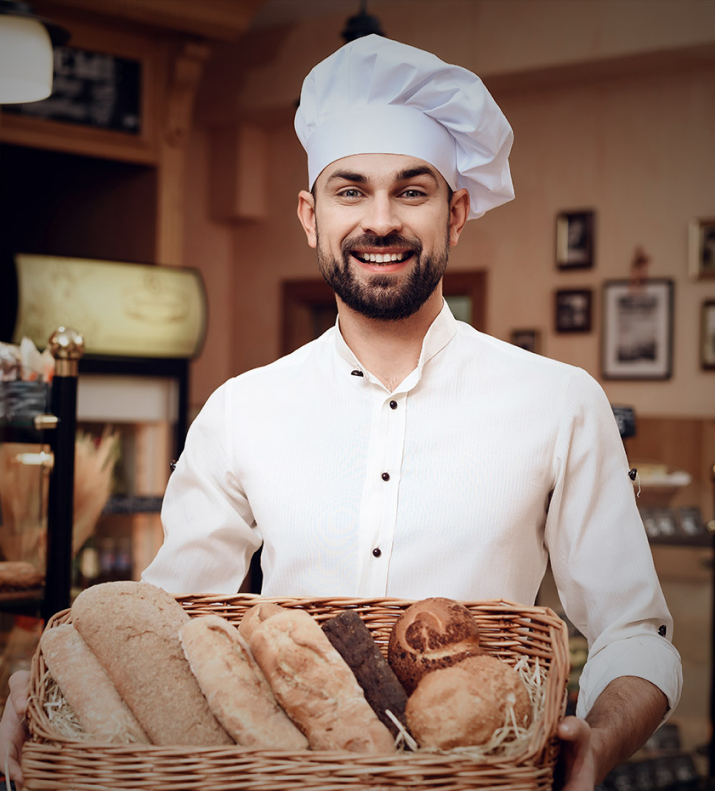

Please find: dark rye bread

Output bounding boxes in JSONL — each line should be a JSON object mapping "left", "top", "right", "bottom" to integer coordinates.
{"left": 322, "top": 610, "right": 408, "bottom": 736}
{"left": 71, "top": 581, "right": 232, "bottom": 746}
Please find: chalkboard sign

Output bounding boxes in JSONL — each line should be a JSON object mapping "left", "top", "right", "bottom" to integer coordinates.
{"left": 3, "top": 46, "right": 141, "bottom": 134}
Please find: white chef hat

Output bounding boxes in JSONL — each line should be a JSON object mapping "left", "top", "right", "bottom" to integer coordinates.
{"left": 294, "top": 35, "right": 514, "bottom": 220}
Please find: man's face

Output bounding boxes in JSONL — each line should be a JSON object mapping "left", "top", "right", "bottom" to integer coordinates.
{"left": 298, "top": 154, "right": 467, "bottom": 321}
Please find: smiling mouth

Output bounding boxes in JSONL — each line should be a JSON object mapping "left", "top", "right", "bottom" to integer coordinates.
{"left": 351, "top": 250, "right": 414, "bottom": 264}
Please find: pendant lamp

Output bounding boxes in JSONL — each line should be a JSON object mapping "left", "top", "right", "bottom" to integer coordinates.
{"left": 0, "top": 0, "right": 69, "bottom": 104}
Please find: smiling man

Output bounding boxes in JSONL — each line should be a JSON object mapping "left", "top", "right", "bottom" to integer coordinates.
{"left": 1, "top": 34, "right": 681, "bottom": 791}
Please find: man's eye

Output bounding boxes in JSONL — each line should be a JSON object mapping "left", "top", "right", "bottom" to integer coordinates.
{"left": 338, "top": 188, "right": 362, "bottom": 199}
{"left": 401, "top": 189, "right": 426, "bottom": 199}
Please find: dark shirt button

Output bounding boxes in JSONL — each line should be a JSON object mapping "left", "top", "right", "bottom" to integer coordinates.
{"left": 372, "top": 547, "right": 382, "bottom": 558}
{"left": 658, "top": 624, "right": 667, "bottom": 637}
{"left": 389, "top": 400, "right": 398, "bottom": 410}
{"left": 351, "top": 369, "right": 364, "bottom": 377}
{"left": 381, "top": 472, "right": 390, "bottom": 481}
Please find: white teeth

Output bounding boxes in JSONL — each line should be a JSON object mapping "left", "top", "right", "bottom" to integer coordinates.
{"left": 358, "top": 252, "right": 408, "bottom": 263}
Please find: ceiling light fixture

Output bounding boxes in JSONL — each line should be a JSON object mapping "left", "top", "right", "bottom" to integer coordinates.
{"left": 0, "top": 0, "right": 69, "bottom": 104}
{"left": 341, "top": 0, "right": 384, "bottom": 43}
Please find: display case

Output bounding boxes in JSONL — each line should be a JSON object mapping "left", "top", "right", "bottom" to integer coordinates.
{"left": 0, "top": 328, "right": 83, "bottom": 708}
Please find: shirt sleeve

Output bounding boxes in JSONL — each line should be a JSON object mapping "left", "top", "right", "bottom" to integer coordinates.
{"left": 141, "top": 380, "right": 262, "bottom": 595}
{"left": 544, "top": 368, "right": 682, "bottom": 720}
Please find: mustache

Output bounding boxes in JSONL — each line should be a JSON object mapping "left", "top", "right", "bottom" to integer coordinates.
{"left": 341, "top": 234, "right": 423, "bottom": 256}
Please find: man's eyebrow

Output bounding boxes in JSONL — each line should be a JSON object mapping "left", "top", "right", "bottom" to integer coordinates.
{"left": 325, "top": 170, "right": 368, "bottom": 185}
{"left": 395, "top": 166, "right": 439, "bottom": 185}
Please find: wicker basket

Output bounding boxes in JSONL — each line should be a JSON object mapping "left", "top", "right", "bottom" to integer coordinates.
{"left": 23, "top": 595, "right": 569, "bottom": 790}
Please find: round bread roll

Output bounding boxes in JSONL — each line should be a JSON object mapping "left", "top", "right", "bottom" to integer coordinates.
{"left": 387, "top": 597, "right": 482, "bottom": 694}
{"left": 405, "top": 655, "right": 532, "bottom": 750}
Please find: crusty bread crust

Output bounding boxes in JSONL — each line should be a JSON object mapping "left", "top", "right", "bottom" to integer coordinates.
{"left": 246, "top": 608, "right": 395, "bottom": 754}
{"left": 71, "top": 581, "right": 232, "bottom": 746}
{"left": 40, "top": 624, "right": 149, "bottom": 743}
{"left": 238, "top": 602, "right": 285, "bottom": 643}
{"left": 406, "top": 655, "right": 532, "bottom": 749}
{"left": 388, "top": 597, "right": 483, "bottom": 694}
{"left": 180, "top": 615, "right": 308, "bottom": 749}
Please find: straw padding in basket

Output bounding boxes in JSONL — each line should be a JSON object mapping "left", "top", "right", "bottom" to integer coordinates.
{"left": 23, "top": 595, "right": 569, "bottom": 791}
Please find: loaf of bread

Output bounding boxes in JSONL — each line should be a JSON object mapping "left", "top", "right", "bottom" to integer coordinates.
{"left": 238, "top": 601, "right": 286, "bottom": 643}
{"left": 388, "top": 597, "right": 483, "bottom": 694}
{"left": 246, "top": 607, "right": 395, "bottom": 753}
{"left": 0, "top": 561, "right": 44, "bottom": 592}
{"left": 71, "top": 581, "right": 232, "bottom": 746}
{"left": 322, "top": 610, "right": 408, "bottom": 736}
{"left": 40, "top": 623, "right": 149, "bottom": 743}
{"left": 180, "top": 614, "right": 308, "bottom": 749}
{"left": 405, "top": 655, "right": 532, "bottom": 749}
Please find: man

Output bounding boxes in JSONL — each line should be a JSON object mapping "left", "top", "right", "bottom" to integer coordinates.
{"left": 1, "top": 35, "right": 680, "bottom": 790}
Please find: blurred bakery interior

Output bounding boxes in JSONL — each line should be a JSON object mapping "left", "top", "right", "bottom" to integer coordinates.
{"left": 0, "top": 0, "right": 714, "bottom": 784}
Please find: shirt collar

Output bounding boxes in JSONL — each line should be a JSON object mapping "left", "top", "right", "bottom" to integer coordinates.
{"left": 333, "top": 299, "right": 459, "bottom": 387}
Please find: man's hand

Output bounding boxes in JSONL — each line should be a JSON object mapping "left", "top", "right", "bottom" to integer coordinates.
{"left": 556, "top": 716, "right": 598, "bottom": 791}
{"left": 0, "top": 669, "right": 31, "bottom": 790}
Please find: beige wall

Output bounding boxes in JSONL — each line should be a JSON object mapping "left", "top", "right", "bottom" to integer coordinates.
{"left": 187, "top": 0, "right": 715, "bottom": 420}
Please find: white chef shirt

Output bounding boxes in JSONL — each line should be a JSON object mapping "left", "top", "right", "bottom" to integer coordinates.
{"left": 143, "top": 301, "right": 682, "bottom": 718}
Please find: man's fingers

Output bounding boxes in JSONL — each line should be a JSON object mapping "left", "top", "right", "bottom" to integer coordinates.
{"left": 558, "top": 715, "right": 590, "bottom": 743}
{"left": 1, "top": 670, "right": 32, "bottom": 788}
{"left": 8, "top": 671, "right": 31, "bottom": 719}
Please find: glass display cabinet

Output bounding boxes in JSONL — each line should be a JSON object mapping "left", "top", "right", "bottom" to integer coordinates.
{"left": 0, "top": 328, "right": 83, "bottom": 708}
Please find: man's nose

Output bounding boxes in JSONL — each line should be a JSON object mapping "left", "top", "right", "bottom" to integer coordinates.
{"left": 360, "top": 194, "right": 402, "bottom": 237}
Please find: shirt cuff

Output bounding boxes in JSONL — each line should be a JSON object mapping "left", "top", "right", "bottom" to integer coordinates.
{"left": 576, "top": 634, "right": 683, "bottom": 723}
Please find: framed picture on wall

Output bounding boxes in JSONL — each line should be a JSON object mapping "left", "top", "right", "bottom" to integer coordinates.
{"left": 688, "top": 217, "right": 715, "bottom": 279}
{"left": 601, "top": 279, "right": 674, "bottom": 380}
{"left": 701, "top": 300, "right": 715, "bottom": 370}
{"left": 554, "top": 289, "right": 592, "bottom": 333}
{"left": 510, "top": 328, "right": 541, "bottom": 353}
{"left": 556, "top": 210, "right": 595, "bottom": 270}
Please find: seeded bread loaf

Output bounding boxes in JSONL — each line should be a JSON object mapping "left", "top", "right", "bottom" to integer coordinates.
{"left": 71, "top": 581, "right": 232, "bottom": 746}
{"left": 40, "top": 623, "right": 149, "bottom": 743}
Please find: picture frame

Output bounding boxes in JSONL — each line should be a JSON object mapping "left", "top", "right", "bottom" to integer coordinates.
{"left": 601, "top": 279, "right": 674, "bottom": 380}
{"left": 556, "top": 210, "right": 595, "bottom": 270}
{"left": 554, "top": 289, "right": 592, "bottom": 333}
{"left": 701, "top": 300, "right": 715, "bottom": 370}
{"left": 510, "top": 328, "right": 541, "bottom": 354}
{"left": 688, "top": 217, "right": 715, "bottom": 279}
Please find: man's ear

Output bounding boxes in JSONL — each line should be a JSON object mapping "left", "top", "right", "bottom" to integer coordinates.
{"left": 448, "top": 188, "right": 470, "bottom": 247}
{"left": 297, "top": 190, "right": 317, "bottom": 249}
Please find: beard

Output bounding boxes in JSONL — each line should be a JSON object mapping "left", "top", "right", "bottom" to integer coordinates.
{"left": 316, "top": 230, "right": 450, "bottom": 321}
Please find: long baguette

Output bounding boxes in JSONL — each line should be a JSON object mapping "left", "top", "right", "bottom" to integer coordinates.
{"left": 247, "top": 608, "right": 395, "bottom": 753}
{"left": 40, "top": 623, "right": 149, "bottom": 743}
{"left": 180, "top": 615, "right": 308, "bottom": 749}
